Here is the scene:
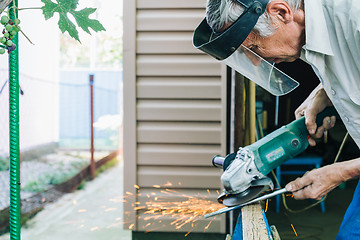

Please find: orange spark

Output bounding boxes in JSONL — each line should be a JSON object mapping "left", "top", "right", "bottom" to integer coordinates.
{"left": 165, "top": 189, "right": 178, "bottom": 193}
{"left": 138, "top": 195, "right": 222, "bottom": 232}
{"left": 134, "top": 206, "right": 146, "bottom": 210}
{"left": 185, "top": 231, "right": 191, "bottom": 237}
{"left": 291, "top": 224, "right": 298, "bottom": 237}
{"left": 104, "top": 208, "right": 117, "bottom": 212}
{"left": 204, "top": 220, "right": 213, "bottom": 230}
{"left": 129, "top": 224, "right": 135, "bottom": 230}
{"left": 160, "top": 190, "right": 174, "bottom": 195}
{"left": 153, "top": 185, "right": 161, "bottom": 188}
{"left": 265, "top": 199, "right": 269, "bottom": 213}
{"left": 90, "top": 226, "right": 100, "bottom": 231}
{"left": 134, "top": 185, "right": 140, "bottom": 189}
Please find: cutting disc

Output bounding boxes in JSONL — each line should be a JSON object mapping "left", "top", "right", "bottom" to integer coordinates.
{"left": 218, "top": 177, "right": 274, "bottom": 207}
{"left": 221, "top": 185, "right": 270, "bottom": 207}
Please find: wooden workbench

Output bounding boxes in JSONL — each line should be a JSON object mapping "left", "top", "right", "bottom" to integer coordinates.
{"left": 226, "top": 202, "right": 281, "bottom": 240}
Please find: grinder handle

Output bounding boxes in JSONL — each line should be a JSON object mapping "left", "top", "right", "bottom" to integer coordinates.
{"left": 251, "top": 107, "right": 338, "bottom": 175}
{"left": 293, "top": 106, "right": 338, "bottom": 138}
{"left": 313, "top": 106, "right": 338, "bottom": 128}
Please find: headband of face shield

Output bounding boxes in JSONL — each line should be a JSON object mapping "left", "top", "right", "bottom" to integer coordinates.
{"left": 193, "top": 0, "right": 299, "bottom": 96}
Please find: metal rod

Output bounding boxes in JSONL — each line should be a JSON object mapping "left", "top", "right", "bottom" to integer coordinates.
{"left": 90, "top": 74, "right": 95, "bottom": 179}
{"left": 204, "top": 188, "right": 288, "bottom": 218}
{"left": 8, "top": 1, "right": 20, "bottom": 239}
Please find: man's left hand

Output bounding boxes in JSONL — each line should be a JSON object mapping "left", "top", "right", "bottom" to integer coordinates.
{"left": 285, "top": 163, "right": 347, "bottom": 200}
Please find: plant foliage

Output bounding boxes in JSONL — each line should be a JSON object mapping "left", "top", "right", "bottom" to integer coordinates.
{"left": 41, "top": 0, "right": 105, "bottom": 42}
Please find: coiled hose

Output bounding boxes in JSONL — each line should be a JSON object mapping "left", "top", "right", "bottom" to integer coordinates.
{"left": 8, "top": 1, "right": 20, "bottom": 239}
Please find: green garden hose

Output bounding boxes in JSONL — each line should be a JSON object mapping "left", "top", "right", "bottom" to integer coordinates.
{"left": 8, "top": 1, "right": 20, "bottom": 239}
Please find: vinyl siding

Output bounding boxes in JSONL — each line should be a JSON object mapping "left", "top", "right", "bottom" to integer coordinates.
{"left": 124, "top": 0, "right": 227, "bottom": 233}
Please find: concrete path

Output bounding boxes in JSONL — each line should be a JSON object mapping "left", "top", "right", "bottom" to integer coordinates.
{"left": 0, "top": 160, "right": 131, "bottom": 240}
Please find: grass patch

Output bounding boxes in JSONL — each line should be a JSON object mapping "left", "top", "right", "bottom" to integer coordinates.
{"left": 22, "top": 160, "right": 88, "bottom": 193}
{"left": 95, "top": 157, "right": 119, "bottom": 177}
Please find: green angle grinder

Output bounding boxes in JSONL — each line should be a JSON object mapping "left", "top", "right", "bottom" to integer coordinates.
{"left": 212, "top": 107, "right": 337, "bottom": 207}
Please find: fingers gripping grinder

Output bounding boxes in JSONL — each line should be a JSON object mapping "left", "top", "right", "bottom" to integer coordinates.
{"left": 213, "top": 108, "right": 337, "bottom": 207}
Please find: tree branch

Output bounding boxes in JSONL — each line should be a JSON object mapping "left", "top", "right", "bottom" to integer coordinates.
{"left": 0, "top": 0, "right": 12, "bottom": 12}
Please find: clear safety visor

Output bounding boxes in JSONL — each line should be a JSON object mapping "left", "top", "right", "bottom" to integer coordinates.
{"left": 223, "top": 45, "right": 299, "bottom": 96}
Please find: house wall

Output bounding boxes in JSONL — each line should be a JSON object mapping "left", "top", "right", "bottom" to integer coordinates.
{"left": 123, "top": 0, "right": 228, "bottom": 233}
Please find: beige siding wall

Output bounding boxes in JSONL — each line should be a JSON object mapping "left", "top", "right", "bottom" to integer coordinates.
{"left": 124, "top": 0, "right": 227, "bottom": 233}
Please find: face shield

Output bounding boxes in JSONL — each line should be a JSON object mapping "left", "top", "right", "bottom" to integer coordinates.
{"left": 193, "top": 0, "right": 299, "bottom": 96}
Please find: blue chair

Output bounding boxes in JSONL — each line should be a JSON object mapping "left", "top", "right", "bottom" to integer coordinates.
{"left": 275, "top": 155, "right": 326, "bottom": 213}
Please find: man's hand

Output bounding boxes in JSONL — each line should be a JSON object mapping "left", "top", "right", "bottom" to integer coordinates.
{"left": 285, "top": 159, "right": 360, "bottom": 200}
{"left": 285, "top": 164, "right": 345, "bottom": 200}
{"left": 295, "top": 84, "right": 335, "bottom": 146}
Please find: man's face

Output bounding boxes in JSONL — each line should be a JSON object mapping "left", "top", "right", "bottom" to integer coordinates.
{"left": 242, "top": 24, "right": 304, "bottom": 64}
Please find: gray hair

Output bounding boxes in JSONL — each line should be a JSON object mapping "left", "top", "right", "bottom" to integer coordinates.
{"left": 206, "top": 0, "right": 302, "bottom": 37}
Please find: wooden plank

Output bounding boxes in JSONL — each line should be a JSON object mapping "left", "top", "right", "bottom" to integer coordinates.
{"left": 242, "top": 203, "right": 269, "bottom": 240}
{"left": 270, "top": 225, "right": 281, "bottom": 240}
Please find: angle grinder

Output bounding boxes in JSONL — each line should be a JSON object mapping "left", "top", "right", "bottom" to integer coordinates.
{"left": 213, "top": 107, "right": 338, "bottom": 207}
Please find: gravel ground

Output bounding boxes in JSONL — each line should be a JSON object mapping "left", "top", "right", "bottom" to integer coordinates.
{"left": 0, "top": 161, "right": 130, "bottom": 240}
{"left": 0, "top": 152, "right": 89, "bottom": 210}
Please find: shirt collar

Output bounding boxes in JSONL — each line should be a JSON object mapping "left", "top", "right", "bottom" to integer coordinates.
{"left": 303, "top": 0, "right": 334, "bottom": 56}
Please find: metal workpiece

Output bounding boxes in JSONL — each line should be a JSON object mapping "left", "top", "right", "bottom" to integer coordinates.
{"left": 204, "top": 188, "right": 288, "bottom": 218}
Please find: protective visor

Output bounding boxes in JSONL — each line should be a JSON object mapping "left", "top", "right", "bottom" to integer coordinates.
{"left": 223, "top": 45, "right": 299, "bottom": 96}
{"left": 193, "top": 0, "right": 299, "bottom": 96}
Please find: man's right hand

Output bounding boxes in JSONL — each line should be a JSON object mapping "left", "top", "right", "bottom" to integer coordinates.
{"left": 295, "top": 84, "right": 336, "bottom": 146}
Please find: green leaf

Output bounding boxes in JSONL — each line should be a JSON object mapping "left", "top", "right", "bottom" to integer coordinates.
{"left": 58, "top": 12, "right": 79, "bottom": 41}
{"left": 41, "top": 0, "right": 58, "bottom": 20}
{"left": 41, "top": 0, "right": 105, "bottom": 42}
{"left": 72, "top": 8, "right": 105, "bottom": 35}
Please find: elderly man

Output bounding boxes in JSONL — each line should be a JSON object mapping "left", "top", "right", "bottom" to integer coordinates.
{"left": 194, "top": 0, "right": 360, "bottom": 238}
